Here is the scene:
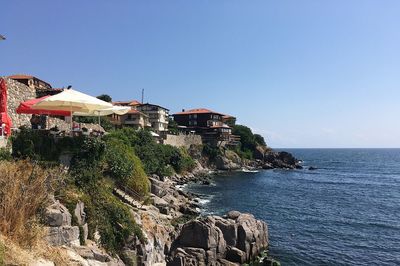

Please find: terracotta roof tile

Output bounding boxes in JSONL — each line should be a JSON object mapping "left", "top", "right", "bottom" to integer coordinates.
{"left": 8, "top": 74, "right": 34, "bottom": 79}
{"left": 174, "top": 108, "right": 223, "bottom": 115}
{"left": 113, "top": 100, "right": 141, "bottom": 106}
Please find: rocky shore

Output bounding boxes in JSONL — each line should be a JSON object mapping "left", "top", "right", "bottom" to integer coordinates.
{"left": 36, "top": 148, "right": 298, "bottom": 265}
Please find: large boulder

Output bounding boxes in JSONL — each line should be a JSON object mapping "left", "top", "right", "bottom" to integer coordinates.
{"left": 168, "top": 211, "right": 268, "bottom": 265}
{"left": 215, "top": 156, "right": 241, "bottom": 171}
{"left": 44, "top": 226, "right": 80, "bottom": 247}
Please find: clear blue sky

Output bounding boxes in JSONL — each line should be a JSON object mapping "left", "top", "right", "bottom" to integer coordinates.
{"left": 1, "top": 1, "right": 400, "bottom": 148}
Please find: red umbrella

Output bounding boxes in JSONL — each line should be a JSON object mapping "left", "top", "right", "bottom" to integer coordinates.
{"left": 0, "top": 78, "right": 13, "bottom": 136}
{"left": 17, "top": 95, "right": 71, "bottom": 116}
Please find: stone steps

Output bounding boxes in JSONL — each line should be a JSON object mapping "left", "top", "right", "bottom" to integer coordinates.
{"left": 113, "top": 188, "right": 142, "bottom": 210}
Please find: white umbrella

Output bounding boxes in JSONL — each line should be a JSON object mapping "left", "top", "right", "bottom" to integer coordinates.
{"left": 32, "top": 88, "right": 113, "bottom": 130}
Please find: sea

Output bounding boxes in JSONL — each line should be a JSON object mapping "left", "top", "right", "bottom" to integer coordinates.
{"left": 185, "top": 149, "right": 400, "bottom": 266}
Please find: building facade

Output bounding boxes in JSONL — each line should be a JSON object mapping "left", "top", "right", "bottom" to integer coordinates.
{"left": 137, "top": 103, "right": 169, "bottom": 133}
{"left": 109, "top": 109, "right": 150, "bottom": 129}
{"left": 173, "top": 108, "right": 239, "bottom": 146}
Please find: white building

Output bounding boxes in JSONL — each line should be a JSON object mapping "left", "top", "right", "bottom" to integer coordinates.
{"left": 137, "top": 103, "right": 169, "bottom": 133}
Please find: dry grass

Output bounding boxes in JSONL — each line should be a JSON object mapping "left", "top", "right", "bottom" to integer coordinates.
{"left": 0, "top": 160, "right": 62, "bottom": 247}
{"left": 0, "top": 234, "right": 72, "bottom": 266}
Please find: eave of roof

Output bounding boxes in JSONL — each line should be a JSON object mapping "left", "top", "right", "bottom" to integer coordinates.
{"left": 174, "top": 108, "right": 223, "bottom": 116}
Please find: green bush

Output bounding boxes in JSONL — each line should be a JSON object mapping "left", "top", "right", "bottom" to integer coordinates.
{"left": 11, "top": 128, "right": 101, "bottom": 162}
{"left": 0, "top": 148, "right": 12, "bottom": 161}
{"left": 104, "top": 138, "right": 149, "bottom": 196}
{"left": 86, "top": 184, "right": 142, "bottom": 253}
{"left": 203, "top": 144, "right": 221, "bottom": 160}
{"left": 104, "top": 139, "right": 134, "bottom": 182}
{"left": 232, "top": 125, "right": 267, "bottom": 159}
{"left": 70, "top": 137, "right": 105, "bottom": 168}
{"left": 59, "top": 180, "right": 144, "bottom": 254}
{"left": 254, "top": 134, "right": 266, "bottom": 146}
{"left": 11, "top": 127, "right": 56, "bottom": 160}
{"left": 106, "top": 129, "right": 196, "bottom": 176}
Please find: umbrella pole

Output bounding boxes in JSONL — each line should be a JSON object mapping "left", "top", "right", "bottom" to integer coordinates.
{"left": 70, "top": 104, "right": 73, "bottom": 133}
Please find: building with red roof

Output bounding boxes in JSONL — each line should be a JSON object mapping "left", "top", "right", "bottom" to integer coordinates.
{"left": 172, "top": 108, "right": 239, "bottom": 146}
{"left": 8, "top": 74, "right": 52, "bottom": 91}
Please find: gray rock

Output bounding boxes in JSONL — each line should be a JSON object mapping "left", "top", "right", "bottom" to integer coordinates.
{"left": 215, "top": 155, "right": 241, "bottom": 171}
{"left": 74, "top": 201, "right": 86, "bottom": 225}
{"left": 44, "top": 226, "right": 80, "bottom": 247}
{"left": 44, "top": 201, "right": 72, "bottom": 227}
{"left": 121, "top": 249, "right": 137, "bottom": 266}
{"left": 264, "top": 151, "right": 302, "bottom": 169}
{"left": 82, "top": 223, "right": 89, "bottom": 243}
{"left": 226, "top": 211, "right": 241, "bottom": 220}
{"left": 225, "top": 246, "right": 245, "bottom": 264}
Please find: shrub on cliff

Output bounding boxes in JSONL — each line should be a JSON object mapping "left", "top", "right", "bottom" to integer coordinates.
{"left": 203, "top": 144, "right": 222, "bottom": 160}
{"left": 11, "top": 128, "right": 92, "bottom": 161}
{"left": 11, "top": 127, "right": 58, "bottom": 160}
{"left": 59, "top": 179, "right": 144, "bottom": 254}
{"left": 103, "top": 138, "right": 149, "bottom": 196}
{"left": 81, "top": 181, "right": 143, "bottom": 254}
{"left": 232, "top": 125, "right": 267, "bottom": 159}
{"left": 106, "top": 128, "right": 196, "bottom": 176}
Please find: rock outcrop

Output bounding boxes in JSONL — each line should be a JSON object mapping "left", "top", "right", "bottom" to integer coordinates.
{"left": 43, "top": 200, "right": 80, "bottom": 247}
{"left": 215, "top": 150, "right": 243, "bottom": 171}
{"left": 168, "top": 211, "right": 268, "bottom": 265}
{"left": 263, "top": 151, "right": 302, "bottom": 169}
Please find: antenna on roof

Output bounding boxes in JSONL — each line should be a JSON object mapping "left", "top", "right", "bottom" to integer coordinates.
{"left": 141, "top": 88, "right": 144, "bottom": 104}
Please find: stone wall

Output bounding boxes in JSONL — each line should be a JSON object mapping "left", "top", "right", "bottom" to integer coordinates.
{"left": 163, "top": 133, "right": 202, "bottom": 148}
{"left": 3, "top": 77, "right": 36, "bottom": 128}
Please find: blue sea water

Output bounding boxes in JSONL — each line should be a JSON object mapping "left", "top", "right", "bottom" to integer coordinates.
{"left": 186, "top": 149, "right": 400, "bottom": 265}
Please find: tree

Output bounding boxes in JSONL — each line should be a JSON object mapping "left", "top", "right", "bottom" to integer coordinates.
{"left": 97, "top": 94, "right": 112, "bottom": 102}
{"left": 232, "top": 125, "right": 256, "bottom": 152}
{"left": 254, "top": 134, "right": 266, "bottom": 146}
{"left": 231, "top": 125, "right": 268, "bottom": 159}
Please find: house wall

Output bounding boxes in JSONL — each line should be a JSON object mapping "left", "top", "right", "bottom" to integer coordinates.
{"left": 162, "top": 133, "right": 202, "bottom": 148}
